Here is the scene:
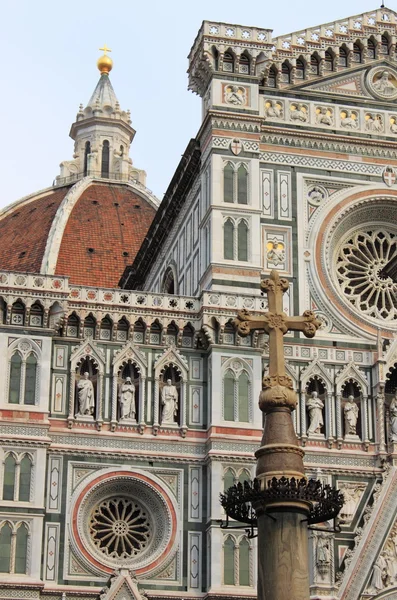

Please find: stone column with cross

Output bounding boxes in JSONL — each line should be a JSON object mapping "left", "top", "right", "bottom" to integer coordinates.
{"left": 234, "top": 270, "right": 321, "bottom": 600}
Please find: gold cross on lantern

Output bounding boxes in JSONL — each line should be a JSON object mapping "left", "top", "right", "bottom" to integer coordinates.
{"left": 99, "top": 44, "right": 112, "bottom": 55}
{"left": 234, "top": 270, "right": 321, "bottom": 411}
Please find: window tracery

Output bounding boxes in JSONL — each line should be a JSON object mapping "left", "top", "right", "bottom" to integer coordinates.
{"left": 0, "top": 521, "right": 30, "bottom": 574}
{"left": 223, "top": 534, "right": 252, "bottom": 587}
{"left": 222, "top": 360, "right": 252, "bottom": 422}
{"left": 7, "top": 340, "right": 40, "bottom": 406}
{"left": 223, "top": 217, "right": 249, "bottom": 262}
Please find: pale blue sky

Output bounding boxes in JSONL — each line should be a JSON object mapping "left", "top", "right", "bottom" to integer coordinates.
{"left": 0, "top": 0, "right": 389, "bottom": 208}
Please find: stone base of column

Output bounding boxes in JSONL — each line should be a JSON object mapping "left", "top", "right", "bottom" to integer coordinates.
{"left": 257, "top": 506, "right": 310, "bottom": 600}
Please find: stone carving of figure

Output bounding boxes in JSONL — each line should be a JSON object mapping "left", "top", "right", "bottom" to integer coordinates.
{"left": 307, "top": 391, "right": 324, "bottom": 435}
{"left": 265, "top": 100, "right": 283, "bottom": 119}
{"left": 370, "top": 553, "right": 387, "bottom": 592}
{"left": 77, "top": 372, "right": 95, "bottom": 417}
{"left": 344, "top": 396, "right": 359, "bottom": 435}
{"left": 340, "top": 485, "right": 362, "bottom": 522}
{"left": 308, "top": 186, "right": 325, "bottom": 205}
{"left": 341, "top": 111, "right": 358, "bottom": 129}
{"left": 317, "top": 107, "right": 332, "bottom": 126}
{"left": 389, "top": 393, "right": 397, "bottom": 442}
{"left": 290, "top": 103, "right": 308, "bottom": 122}
{"left": 374, "top": 70, "right": 396, "bottom": 95}
{"left": 224, "top": 85, "right": 246, "bottom": 106}
{"left": 119, "top": 376, "right": 136, "bottom": 420}
{"left": 316, "top": 533, "right": 331, "bottom": 578}
{"left": 161, "top": 379, "right": 178, "bottom": 424}
{"left": 366, "top": 113, "right": 383, "bottom": 132}
{"left": 391, "top": 120, "right": 397, "bottom": 134}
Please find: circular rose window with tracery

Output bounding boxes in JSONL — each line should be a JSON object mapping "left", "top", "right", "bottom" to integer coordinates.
{"left": 90, "top": 497, "right": 151, "bottom": 559}
{"left": 336, "top": 229, "right": 397, "bottom": 321}
{"left": 70, "top": 470, "right": 178, "bottom": 575}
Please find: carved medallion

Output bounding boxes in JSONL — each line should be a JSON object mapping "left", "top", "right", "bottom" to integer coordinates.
{"left": 367, "top": 67, "right": 397, "bottom": 100}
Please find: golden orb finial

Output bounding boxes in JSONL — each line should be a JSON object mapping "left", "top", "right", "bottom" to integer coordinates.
{"left": 97, "top": 44, "right": 113, "bottom": 74}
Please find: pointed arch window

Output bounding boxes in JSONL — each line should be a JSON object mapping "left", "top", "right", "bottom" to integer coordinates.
{"left": 339, "top": 47, "right": 348, "bottom": 67}
{"left": 3, "top": 455, "right": 16, "bottom": 501}
{"left": 11, "top": 301, "right": 25, "bottom": 326}
{"left": 381, "top": 34, "right": 390, "bottom": 55}
{"left": 15, "top": 524, "right": 28, "bottom": 574}
{"left": 353, "top": 43, "right": 362, "bottom": 63}
{"left": 237, "top": 221, "right": 248, "bottom": 262}
{"left": 296, "top": 58, "right": 305, "bottom": 79}
{"left": 19, "top": 456, "right": 32, "bottom": 502}
{"left": 281, "top": 62, "right": 291, "bottom": 84}
{"left": 223, "top": 368, "right": 251, "bottom": 422}
{"left": 212, "top": 47, "right": 219, "bottom": 71}
{"left": 368, "top": 39, "right": 376, "bottom": 59}
{"left": 223, "top": 52, "right": 234, "bottom": 73}
{"left": 83, "top": 315, "right": 96, "bottom": 338}
{"left": 100, "top": 316, "right": 112, "bottom": 341}
{"left": 9, "top": 353, "right": 22, "bottom": 404}
{"left": 101, "top": 140, "right": 110, "bottom": 178}
{"left": 239, "top": 538, "right": 251, "bottom": 586}
{"left": 0, "top": 523, "right": 12, "bottom": 573}
{"left": 67, "top": 313, "right": 80, "bottom": 337}
{"left": 237, "top": 165, "right": 248, "bottom": 204}
{"left": 84, "top": 141, "right": 91, "bottom": 176}
{"left": 223, "top": 467, "right": 235, "bottom": 491}
{"left": 268, "top": 66, "right": 277, "bottom": 88}
{"left": 239, "top": 54, "right": 250, "bottom": 74}
{"left": 224, "top": 163, "right": 234, "bottom": 203}
{"left": 224, "top": 537, "right": 235, "bottom": 585}
{"left": 29, "top": 302, "right": 43, "bottom": 327}
{"left": 117, "top": 317, "right": 129, "bottom": 342}
{"left": 24, "top": 354, "right": 37, "bottom": 406}
{"left": 310, "top": 54, "right": 320, "bottom": 75}
{"left": 224, "top": 219, "right": 234, "bottom": 261}
{"left": 324, "top": 50, "right": 335, "bottom": 72}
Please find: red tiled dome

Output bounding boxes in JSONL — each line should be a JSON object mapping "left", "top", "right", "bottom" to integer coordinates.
{"left": 0, "top": 181, "right": 157, "bottom": 288}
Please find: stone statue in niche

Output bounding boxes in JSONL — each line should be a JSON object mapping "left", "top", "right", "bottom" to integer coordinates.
{"left": 161, "top": 379, "right": 178, "bottom": 424}
{"left": 306, "top": 391, "right": 324, "bottom": 435}
{"left": 389, "top": 392, "right": 397, "bottom": 442}
{"left": 369, "top": 553, "right": 387, "bottom": 592}
{"left": 76, "top": 372, "right": 95, "bottom": 417}
{"left": 119, "top": 376, "right": 136, "bottom": 421}
{"left": 344, "top": 396, "right": 359, "bottom": 436}
{"left": 316, "top": 533, "right": 331, "bottom": 579}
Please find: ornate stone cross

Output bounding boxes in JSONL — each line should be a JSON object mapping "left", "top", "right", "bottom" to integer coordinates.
{"left": 234, "top": 270, "right": 321, "bottom": 413}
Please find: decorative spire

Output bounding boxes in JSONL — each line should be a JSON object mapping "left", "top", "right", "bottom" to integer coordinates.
{"left": 97, "top": 44, "right": 113, "bottom": 75}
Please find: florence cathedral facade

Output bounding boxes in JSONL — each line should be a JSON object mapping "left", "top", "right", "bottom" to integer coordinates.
{"left": 2, "top": 6, "right": 397, "bottom": 600}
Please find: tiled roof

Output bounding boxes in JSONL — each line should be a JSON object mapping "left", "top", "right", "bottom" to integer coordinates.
{"left": 0, "top": 187, "right": 69, "bottom": 274}
{"left": 0, "top": 182, "right": 156, "bottom": 289}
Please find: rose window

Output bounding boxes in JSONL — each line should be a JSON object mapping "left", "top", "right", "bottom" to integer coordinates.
{"left": 336, "top": 229, "right": 397, "bottom": 320}
{"left": 90, "top": 498, "right": 151, "bottom": 558}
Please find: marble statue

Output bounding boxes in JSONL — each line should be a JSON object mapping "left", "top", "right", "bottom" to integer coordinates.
{"left": 374, "top": 70, "right": 395, "bottom": 95}
{"left": 290, "top": 104, "right": 308, "bottom": 122}
{"left": 370, "top": 553, "right": 387, "bottom": 592}
{"left": 316, "top": 533, "right": 331, "bottom": 578}
{"left": 307, "top": 391, "right": 324, "bottom": 435}
{"left": 344, "top": 396, "right": 359, "bottom": 435}
{"left": 389, "top": 392, "right": 397, "bottom": 442}
{"left": 161, "top": 379, "right": 178, "bottom": 424}
{"left": 341, "top": 111, "right": 358, "bottom": 129}
{"left": 265, "top": 100, "right": 283, "bottom": 119}
{"left": 77, "top": 372, "right": 95, "bottom": 417}
{"left": 119, "top": 376, "right": 136, "bottom": 420}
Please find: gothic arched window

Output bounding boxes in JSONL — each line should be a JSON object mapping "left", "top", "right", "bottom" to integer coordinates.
{"left": 29, "top": 302, "right": 43, "bottom": 327}
{"left": 66, "top": 313, "right": 80, "bottom": 337}
{"left": 281, "top": 61, "right": 291, "bottom": 84}
{"left": 353, "top": 43, "right": 363, "bottom": 63}
{"left": 296, "top": 58, "right": 305, "bottom": 79}
{"left": 381, "top": 34, "right": 390, "bottom": 55}
{"left": 83, "top": 315, "right": 96, "bottom": 338}
{"left": 100, "top": 316, "right": 112, "bottom": 341}
{"left": 101, "top": 140, "right": 110, "bottom": 178}
{"left": 11, "top": 301, "right": 25, "bottom": 326}
{"left": 239, "top": 54, "right": 250, "bottom": 74}
{"left": 15, "top": 524, "right": 28, "bottom": 574}
{"left": 224, "top": 163, "right": 234, "bottom": 203}
{"left": 9, "top": 353, "right": 22, "bottom": 404}
{"left": 24, "top": 354, "right": 37, "bottom": 405}
{"left": 84, "top": 141, "right": 91, "bottom": 176}
{"left": 223, "top": 52, "right": 234, "bottom": 73}
{"left": 117, "top": 317, "right": 129, "bottom": 342}
{"left": 162, "top": 266, "right": 176, "bottom": 294}
{"left": 0, "top": 523, "right": 12, "bottom": 573}
{"left": 223, "top": 368, "right": 251, "bottom": 422}
{"left": 18, "top": 455, "right": 32, "bottom": 502}
{"left": 224, "top": 537, "right": 235, "bottom": 585}
{"left": 223, "top": 467, "right": 235, "bottom": 491}
{"left": 268, "top": 66, "right": 277, "bottom": 88}
{"left": 3, "top": 455, "right": 16, "bottom": 501}
{"left": 239, "top": 538, "right": 250, "bottom": 586}
{"left": 212, "top": 46, "right": 219, "bottom": 71}
{"left": 237, "top": 165, "right": 248, "bottom": 204}
{"left": 339, "top": 47, "right": 348, "bottom": 67}
{"left": 324, "top": 50, "right": 335, "bottom": 71}
{"left": 224, "top": 219, "right": 234, "bottom": 260}
{"left": 311, "top": 54, "right": 320, "bottom": 75}
{"left": 368, "top": 39, "right": 376, "bottom": 59}
{"left": 237, "top": 220, "right": 248, "bottom": 262}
